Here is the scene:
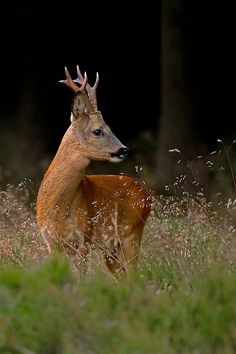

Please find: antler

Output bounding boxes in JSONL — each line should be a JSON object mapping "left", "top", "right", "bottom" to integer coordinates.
{"left": 59, "top": 67, "right": 88, "bottom": 93}
{"left": 74, "top": 65, "right": 99, "bottom": 110}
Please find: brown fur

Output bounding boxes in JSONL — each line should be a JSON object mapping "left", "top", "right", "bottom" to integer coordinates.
{"left": 36, "top": 66, "right": 151, "bottom": 276}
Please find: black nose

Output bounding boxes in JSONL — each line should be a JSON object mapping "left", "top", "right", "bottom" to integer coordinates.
{"left": 116, "top": 147, "right": 129, "bottom": 158}
{"left": 111, "top": 147, "right": 129, "bottom": 159}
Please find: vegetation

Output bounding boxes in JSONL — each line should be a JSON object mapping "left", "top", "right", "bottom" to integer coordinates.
{"left": 0, "top": 176, "right": 236, "bottom": 354}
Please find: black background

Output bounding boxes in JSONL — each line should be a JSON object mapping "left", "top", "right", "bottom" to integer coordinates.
{"left": 0, "top": 2, "right": 235, "bottom": 154}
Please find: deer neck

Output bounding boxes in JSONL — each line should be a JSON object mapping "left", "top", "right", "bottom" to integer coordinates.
{"left": 37, "top": 126, "right": 90, "bottom": 224}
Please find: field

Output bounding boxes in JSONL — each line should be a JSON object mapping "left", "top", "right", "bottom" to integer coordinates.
{"left": 0, "top": 179, "right": 236, "bottom": 354}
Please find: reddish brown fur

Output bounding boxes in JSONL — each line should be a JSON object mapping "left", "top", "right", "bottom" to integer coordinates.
{"left": 36, "top": 66, "right": 151, "bottom": 276}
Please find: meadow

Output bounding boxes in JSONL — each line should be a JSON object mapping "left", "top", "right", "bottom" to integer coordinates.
{"left": 0, "top": 167, "right": 236, "bottom": 353}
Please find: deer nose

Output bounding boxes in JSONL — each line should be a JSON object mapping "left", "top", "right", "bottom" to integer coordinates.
{"left": 116, "top": 147, "right": 129, "bottom": 159}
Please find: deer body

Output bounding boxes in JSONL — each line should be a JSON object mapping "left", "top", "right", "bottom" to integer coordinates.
{"left": 36, "top": 66, "right": 151, "bottom": 276}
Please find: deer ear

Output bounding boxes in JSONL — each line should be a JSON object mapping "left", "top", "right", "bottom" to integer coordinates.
{"left": 71, "top": 92, "right": 86, "bottom": 119}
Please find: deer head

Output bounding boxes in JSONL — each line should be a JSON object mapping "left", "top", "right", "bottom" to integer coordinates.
{"left": 59, "top": 66, "right": 128, "bottom": 162}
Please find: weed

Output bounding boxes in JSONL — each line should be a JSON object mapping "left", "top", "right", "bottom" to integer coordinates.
{"left": 0, "top": 148, "right": 236, "bottom": 352}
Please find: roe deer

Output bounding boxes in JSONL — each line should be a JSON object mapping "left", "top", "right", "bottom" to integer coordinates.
{"left": 36, "top": 65, "right": 151, "bottom": 277}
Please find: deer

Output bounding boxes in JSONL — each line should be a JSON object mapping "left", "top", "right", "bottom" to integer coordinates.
{"left": 36, "top": 65, "right": 152, "bottom": 278}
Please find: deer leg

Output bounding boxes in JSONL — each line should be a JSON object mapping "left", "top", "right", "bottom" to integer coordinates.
{"left": 115, "top": 223, "right": 145, "bottom": 275}
{"left": 104, "top": 242, "right": 140, "bottom": 279}
{"left": 104, "top": 247, "right": 126, "bottom": 275}
{"left": 72, "top": 242, "right": 90, "bottom": 279}
{"left": 66, "top": 231, "right": 91, "bottom": 280}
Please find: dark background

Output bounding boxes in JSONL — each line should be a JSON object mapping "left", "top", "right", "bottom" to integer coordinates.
{"left": 0, "top": 2, "right": 159, "bottom": 152}
{"left": 0, "top": 2, "right": 236, "bottom": 190}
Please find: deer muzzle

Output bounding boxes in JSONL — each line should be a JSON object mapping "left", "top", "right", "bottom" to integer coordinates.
{"left": 110, "top": 147, "right": 129, "bottom": 161}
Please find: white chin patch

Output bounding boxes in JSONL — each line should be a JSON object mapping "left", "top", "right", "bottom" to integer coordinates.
{"left": 109, "top": 156, "right": 123, "bottom": 163}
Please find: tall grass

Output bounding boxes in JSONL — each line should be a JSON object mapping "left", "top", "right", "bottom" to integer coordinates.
{"left": 0, "top": 181, "right": 46, "bottom": 267}
{"left": 0, "top": 173, "right": 236, "bottom": 353}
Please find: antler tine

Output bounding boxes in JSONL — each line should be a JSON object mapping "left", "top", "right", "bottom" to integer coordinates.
{"left": 59, "top": 66, "right": 87, "bottom": 93}
{"left": 86, "top": 72, "right": 99, "bottom": 110}
{"left": 59, "top": 67, "right": 79, "bottom": 93}
{"left": 75, "top": 65, "right": 99, "bottom": 88}
{"left": 80, "top": 71, "right": 88, "bottom": 91}
{"left": 74, "top": 64, "right": 85, "bottom": 84}
{"left": 92, "top": 72, "right": 99, "bottom": 90}
{"left": 73, "top": 65, "right": 99, "bottom": 109}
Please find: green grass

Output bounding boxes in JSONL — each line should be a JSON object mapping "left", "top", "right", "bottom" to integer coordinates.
{"left": 0, "top": 258, "right": 235, "bottom": 353}
{"left": 0, "top": 183, "right": 236, "bottom": 353}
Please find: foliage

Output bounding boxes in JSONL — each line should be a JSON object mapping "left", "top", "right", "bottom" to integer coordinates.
{"left": 0, "top": 181, "right": 236, "bottom": 353}
{"left": 0, "top": 259, "right": 236, "bottom": 353}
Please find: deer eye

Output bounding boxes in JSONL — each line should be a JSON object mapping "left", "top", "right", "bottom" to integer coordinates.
{"left": 92, "top": 129, "right": 103, "bottom": 137}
